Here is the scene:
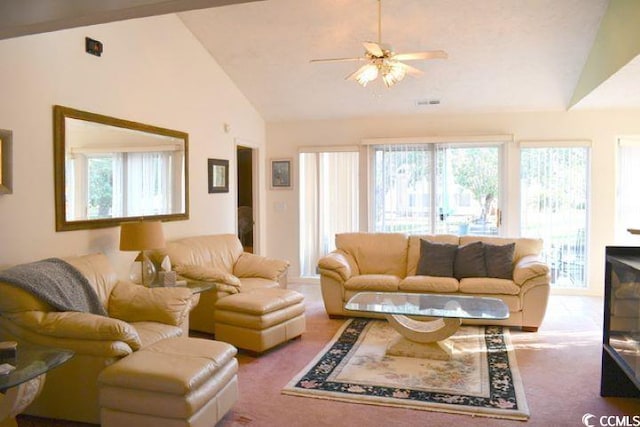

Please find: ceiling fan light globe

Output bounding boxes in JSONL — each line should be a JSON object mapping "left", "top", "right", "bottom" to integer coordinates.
{"left": 355, "top": 64, "right": 379, "bottom": 86}
{"left": 389, "top": 62, "right": 406, "bottom": 80}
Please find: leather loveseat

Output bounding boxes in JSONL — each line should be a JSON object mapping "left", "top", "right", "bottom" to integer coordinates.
{"left": 151, "top": 234, "right": 290, "bottom": 334}
{"left": 0, "top": 253, "right": 195, "bottom": 424}
{"left": 318, "top": 233, "right": 551, "bottom": 331}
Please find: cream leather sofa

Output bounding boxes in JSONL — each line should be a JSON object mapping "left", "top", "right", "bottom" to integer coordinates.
{"left": 0, "top": 253, "right": 195, "bottom": 424}
{"left": 152, "top": 234, "right": 290, "bottom": 334}
{"left": 318, "top": 233, "right": 551, "bottom": 331}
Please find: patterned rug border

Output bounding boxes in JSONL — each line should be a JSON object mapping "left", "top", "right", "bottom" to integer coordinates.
{"left": 282, "top": 319, "right": 529, "bottom": 421}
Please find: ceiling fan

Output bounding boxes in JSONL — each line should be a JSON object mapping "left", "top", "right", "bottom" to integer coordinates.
{"left": 310, "top": 0, "right": 447, "bottom": 88}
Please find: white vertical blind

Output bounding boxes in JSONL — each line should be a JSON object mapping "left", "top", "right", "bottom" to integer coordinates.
{"left": 371, "top": 144, "right": 434, "bottom": 234}
{"left": 299, "top": 150, "right": 359, "bottom": 277}
{"left": 520, "top": 144, "right": 589, "bottom": 288}
{"left": 370, "top": 142, "right": 501, "bottom": 236}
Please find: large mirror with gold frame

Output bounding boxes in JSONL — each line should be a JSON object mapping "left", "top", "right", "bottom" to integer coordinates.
{"left": 54, "top": 105, "right": 189, "bottom": 231}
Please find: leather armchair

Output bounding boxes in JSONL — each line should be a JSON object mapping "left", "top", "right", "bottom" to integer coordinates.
{"left": 0, "top": 253, "right": 194, "bottom": 424}
{"left": 151, "top": 234, "right": 290, "bottom": 334}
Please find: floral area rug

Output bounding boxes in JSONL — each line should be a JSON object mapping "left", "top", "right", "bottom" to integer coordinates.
{"left": 282, "top": 319, "right": 529, "bottom": 420}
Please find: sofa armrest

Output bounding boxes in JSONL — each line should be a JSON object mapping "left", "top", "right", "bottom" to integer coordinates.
{"left": 108, "top": 281, "right": 193, "bottom": 327}
{"left": 4, "top": 310, "right": 142, "bottom": 351}
{"left": 513, "top": 255, "right": 550, "bottom": 286}
{"left": 317, "top": 251, "right": 356, "bottom": 282}
{"left": 234, "top": 253, "right": 290, "bottom": 281}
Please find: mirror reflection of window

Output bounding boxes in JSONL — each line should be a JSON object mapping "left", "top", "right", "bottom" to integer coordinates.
{"left": 64, "top": 117, "right": 185, "bottom": 221}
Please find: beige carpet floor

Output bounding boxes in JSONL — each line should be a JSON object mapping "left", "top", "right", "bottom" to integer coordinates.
{"left": 17, "top": 283, "right": 640, "bottom": 427}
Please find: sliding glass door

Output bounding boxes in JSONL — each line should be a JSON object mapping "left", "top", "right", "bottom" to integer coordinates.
{"left": 520, "top": 144, "right": 589, "bottom": 289}
{"left": 371, "top": 143, "right": 502, "bottom": 236}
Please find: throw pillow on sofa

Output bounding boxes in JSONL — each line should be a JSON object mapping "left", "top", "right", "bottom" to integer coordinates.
{"left": 417, "top": 240, "right": 458, "bottom": 277}
{"left": 484, "top": 242, "right": 516, "bottom": 279}
{"left": 454, "top": 241, "right": 488, "bottom": 279}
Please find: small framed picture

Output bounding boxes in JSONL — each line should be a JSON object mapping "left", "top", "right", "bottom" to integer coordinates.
{"left": 271, "top": 158, "right": 292, "bottom": 189}
{"left": 208, "top": 158, "right": 229, "bottom": 193}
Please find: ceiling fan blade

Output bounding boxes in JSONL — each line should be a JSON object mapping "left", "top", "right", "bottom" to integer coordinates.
{"left": 363, "top": 42, "right": 384, "bottom": 57}
{"left": 397, "top": 62, "right": 423, "bottom": 76}
{"left": 310, "top": 57, "right": 365, "bottom": 63}
{"left": 345, "top": 64, "right": 374, "bottom": 81}
{"left": 393, "top": 50, "right": 448, "bottom": 61}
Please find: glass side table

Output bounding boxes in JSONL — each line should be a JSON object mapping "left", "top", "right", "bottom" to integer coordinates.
{"left": 0, "top": 344, "right": 73, "bottom": 427}
{"left": 149, "top": 279, "right": 215, "bottom": 294}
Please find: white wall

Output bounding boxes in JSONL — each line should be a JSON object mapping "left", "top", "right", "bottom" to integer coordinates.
{"left": 266, "top": 109, "right": 640, "bottom": 294}
{"left": 0, "top": 14, "right": 266, "bottom": 278}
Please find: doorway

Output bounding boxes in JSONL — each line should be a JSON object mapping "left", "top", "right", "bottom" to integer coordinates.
{"left": 236, "top": 145, "right": 254, "bottom": 253}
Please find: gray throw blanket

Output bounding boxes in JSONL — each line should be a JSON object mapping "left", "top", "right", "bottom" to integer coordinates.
{"left": 0, "top": 258, "right": 107, "bottom": 316}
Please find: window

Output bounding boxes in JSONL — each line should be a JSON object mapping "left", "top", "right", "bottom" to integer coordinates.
{"left": 68, "top": 150, "right": 182, "bottom": 220}
{"left": 616, "top": 137, "right": 640, "bottom": 242}
{"left": 299, "top": 149, "right": 359, "bottom": 277}
{"left": 520, "top": 143, "right": 589, "bottom": 289}
{"left": 369, "top": 141, "right": 503, "bottom": 236}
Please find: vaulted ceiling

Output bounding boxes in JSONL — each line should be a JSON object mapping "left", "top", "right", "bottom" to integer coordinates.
{"left": 2, "top": 0, "right": 640, "bottom": 122}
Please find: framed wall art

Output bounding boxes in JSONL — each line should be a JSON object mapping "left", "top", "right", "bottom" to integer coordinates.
{"left": 271, "top": 158, "right": 292, "bottom": 189}
{"left": 208, "top": 158, "right": 229, "bottom": 193}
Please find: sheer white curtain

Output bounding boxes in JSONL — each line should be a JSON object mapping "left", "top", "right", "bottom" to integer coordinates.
{"left": 111, "top": 153, "right": 124, "bottom": 217}
{"left": 125, "top": 152, "right": 171, "bottom": 216}
{"left": 299, "top": 150, "right": 359, "bottom": 277}
{"left": 617, "top": 138, "right": 640, "bottom": 243}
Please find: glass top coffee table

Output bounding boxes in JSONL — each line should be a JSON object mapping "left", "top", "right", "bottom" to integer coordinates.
{"left": 345, "top": 292, "right": 509, "bottom": 360}
{"left": 1, "top": 344, "right": 73, "bottom": 426}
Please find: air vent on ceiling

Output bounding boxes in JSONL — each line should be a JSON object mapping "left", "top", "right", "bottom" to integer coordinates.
{"left": 415, "top": 99, "right": 440, "bottom": 106}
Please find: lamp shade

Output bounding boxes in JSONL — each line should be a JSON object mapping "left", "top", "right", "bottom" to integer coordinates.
{"left": 119, "top": 221, "right": 166, "bottom": 251}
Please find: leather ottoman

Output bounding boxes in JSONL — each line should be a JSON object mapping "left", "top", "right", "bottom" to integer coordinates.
{"left": 214, "top": 288, "right": 305, "bottom": 354}
{"left": 98, "top": 337, "right": 238, "bottom": 427}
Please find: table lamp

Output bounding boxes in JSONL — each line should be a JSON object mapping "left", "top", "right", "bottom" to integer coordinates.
{"left": 119, "top": 220, "right": 166, "bottom": 286}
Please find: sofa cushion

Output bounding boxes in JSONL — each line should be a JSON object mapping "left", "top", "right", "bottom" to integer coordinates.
{"left": 0, "top": 282, "right": 54, "bottom": 313}
{"left": 237, "top": 277, "right": 281, "bottom": 292}
{"left": 64, "top": 253, "right": 119, "bottom": 308}
{"left": 234, "top": 253, "right": 289, "bottom": 281}
{"left": 108, "top": 282, "right": 194, "bottom": 326}
{"left": 406, "top": 234, "right": 460, "bottom": 276}
{"left": 484, "top": 242, "right": 515, "bottom": 279}
{"left": 458, "top": 277, "right": 521, "bottom": 295}
{"left": 454, "top": 242, "right": 488, "bottom": 279}
{"left": 336, "top": 233, "right": 408, "bottom": 277}
{"left": 417, "top": 240, "right": 457, "bottom": 277}
{"left": 157, "top": 234, "right": 243, "bottom": 273}
{"left": 131, "top": 321, "right": 184, "bottom": 348}
{"left": 459, "top": 236, "right": 542, "bottom": 263}
{"left": 399, "top": 276, "right": 459, "bottom": 293}
{"left": 344, "top": 274, "right": 400, "bottom": 292}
